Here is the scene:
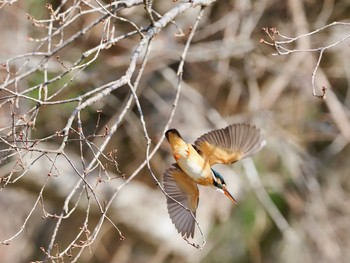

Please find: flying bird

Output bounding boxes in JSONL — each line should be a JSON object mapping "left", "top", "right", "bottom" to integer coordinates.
{"left": 163, "top": 123, "right": 266, "bottom": 238}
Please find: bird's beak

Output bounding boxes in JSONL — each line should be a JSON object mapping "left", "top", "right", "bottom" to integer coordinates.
{"left": 222, "top": 187, "right": 237, "bottom": 204}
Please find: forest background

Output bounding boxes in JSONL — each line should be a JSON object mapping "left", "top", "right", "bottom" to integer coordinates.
{"left": 0, "top": 0, "right": 350, "bottom": 262}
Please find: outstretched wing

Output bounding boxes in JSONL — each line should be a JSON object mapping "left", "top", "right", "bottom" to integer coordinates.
{"left": 194, "top": 123, "right": 266, "bottom": 166}
{"left": 163, "top": 164, "right": 199, "bottom": 238}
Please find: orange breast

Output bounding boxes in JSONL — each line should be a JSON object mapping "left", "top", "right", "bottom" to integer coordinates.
{"left": 167, "top": 131, "right": 214, "bottom": 185}
{"left": 176, "top": 144, "right": 213, "bottom": 185}
{"left": 195, "top": 175, "right": 214, "bottom": 186}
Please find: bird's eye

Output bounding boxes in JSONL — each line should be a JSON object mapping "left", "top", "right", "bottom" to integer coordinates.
{"left": 219, "top": 178, "right": 226, "bottom": 186}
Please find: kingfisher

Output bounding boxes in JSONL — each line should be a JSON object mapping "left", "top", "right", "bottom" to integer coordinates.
{"left": 163, "top": 123, "right": 266, "bottom": 238}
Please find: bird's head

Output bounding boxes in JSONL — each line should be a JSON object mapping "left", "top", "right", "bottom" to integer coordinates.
{"left": 212, "top": 169, "right": 237, "bottom": 204}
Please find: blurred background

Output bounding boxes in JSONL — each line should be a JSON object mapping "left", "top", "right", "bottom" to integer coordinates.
{"left": 0, "top": 0, "right": 350, "bottom": 262}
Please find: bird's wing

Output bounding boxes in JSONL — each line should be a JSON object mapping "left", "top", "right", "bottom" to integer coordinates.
{"left": 163, "top": 164, "right": 199, "bottom": 238}
{"left": 194, "top": 123, "right": 266, "bottom": 166}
